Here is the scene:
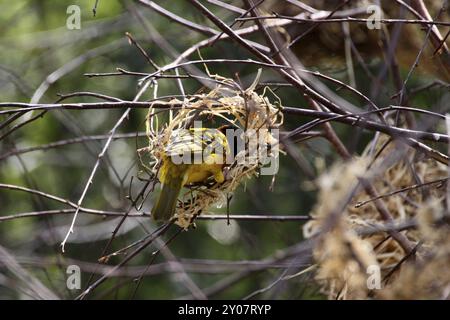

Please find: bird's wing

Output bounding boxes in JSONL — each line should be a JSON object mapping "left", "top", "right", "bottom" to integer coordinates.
{"left": 164, "top": 128, "right": 227, "bottom": 157}
{"left": 164, "top": 129, "right": 202, "bottom": 156}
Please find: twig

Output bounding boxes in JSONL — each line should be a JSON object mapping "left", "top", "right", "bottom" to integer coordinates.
{"left": 93, "top": 0, "right": 100, "bottom": 16}
{"left": 137, "top": 0, "right": 218, "bottom": 36}
{"left": 238, "top": 14, "right": 450, "bottom": 26}
{"left": 0, "top": 209, "right": 149, "bottom": 222}
{"left": 60, "top": 81, "right": 152, "bottom": 252}
{"left": 75, "top": 221, "right": 174, "bottom": 299}
{"left": 0, "top": 132, "right": 147, "bottom": 161}
{"left": 125, "top": 31, "right": 159, "bottom": 69}
{"left": 355, "top": 177, "right": 448, "bottom": 208}
{"left": 196, "top": 214, "right": 310, "bottom": 221}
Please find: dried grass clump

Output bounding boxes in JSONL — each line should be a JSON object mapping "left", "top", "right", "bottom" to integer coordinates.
{"left": 303, "top": 157, "right": 379, "bottom": 299}
{"left": 145, "top": 73, "right": 283, "bottom": 228}
{"left": 380, "top": 201, "right": 450, "bottom": 299}
{"left": 303, "top": 134, "right": 449, "bottom": 299}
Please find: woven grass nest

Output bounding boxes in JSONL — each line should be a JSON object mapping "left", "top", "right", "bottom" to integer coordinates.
{"left": 303, "top": 134, "right": 450, "bottom": 299}
{"left": 144, "top": 72, "right": 283, "bottom": 228}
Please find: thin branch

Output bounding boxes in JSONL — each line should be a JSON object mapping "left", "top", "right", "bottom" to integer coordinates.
{"left": 75, "top": 221, "right": 174, "bottom": 299}
{"left": 125, "top": 31, "right": 159, "bottom": 69}
{"left": 196, "top": 214, "right": 310, "bottom": 221}
{"left": 0, "top": 183, "right": 142, "bottom": 219}
{"left": 0, "top": 132, "right": 147, "bottom": 161}
{"left": 355, "top": 177, "right": 448, "bottom": 208}
{"left": 237, "top": 14, "right": 450, "bottom": 27}
{"left": 60, "top": 81, "right": 152, "bottom": 252}
{"left": 137, "top": 0, "right": 219, "bottom": 36}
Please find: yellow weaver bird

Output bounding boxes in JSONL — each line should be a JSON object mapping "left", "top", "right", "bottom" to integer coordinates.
{"left": 152, "top": 127, "right": 230, "bottom": 221}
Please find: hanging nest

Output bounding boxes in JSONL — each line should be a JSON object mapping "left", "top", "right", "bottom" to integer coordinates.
{"left": 144, "top": 71, "right": 283, "bottom": 228}
{"left": 303, "top": 134, "right": 450, "bottom": 299}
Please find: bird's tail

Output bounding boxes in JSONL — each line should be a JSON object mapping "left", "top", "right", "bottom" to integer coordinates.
{"left": 151, "top": 175, "right": 184, "bottom": 221}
